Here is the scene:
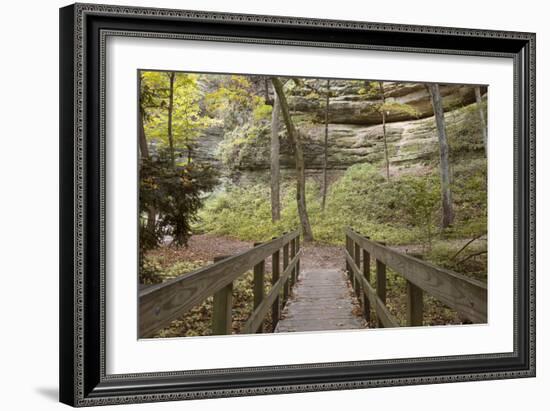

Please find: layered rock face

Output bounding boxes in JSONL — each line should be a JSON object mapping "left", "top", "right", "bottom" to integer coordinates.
{"left": 288, "top": 81, "right": 478, "bottom": 125}
{"left": 194, "top": 80, "right": 486, "bottom": 172}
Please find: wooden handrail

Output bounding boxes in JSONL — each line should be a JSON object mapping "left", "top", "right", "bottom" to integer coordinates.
{"left": 345, "top": 252, "right": 398, "bottom": 327}
{"left": 140, "top": 230, "right": 300, "bottom": 337}
{"left": 345, "top": 227, "right": 487, "bottom": 325}
{"left": 242, "top": 251, "right": 301, "bottom": 334}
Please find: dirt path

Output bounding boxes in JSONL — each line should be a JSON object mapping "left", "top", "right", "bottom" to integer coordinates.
{"left": 146, "top": 234, "right": 484, "bottom": 335}
{"left": 299, "top": 242, "right": 346, "bottom": 271}
{"left": 147, "top": 234, "right": 253, "bottom": 269}
{"left": 148, "top": 234, "right": 349, "bottom": 274}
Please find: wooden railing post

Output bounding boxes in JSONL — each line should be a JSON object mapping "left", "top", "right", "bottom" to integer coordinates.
{"left": 362, "top": 249, "right": 371, "bottom": 322}
{"left": 345, "top": 236, "right": 352, "bottom": 281}
{"left": 271, "top": 241, "right": 281, "bottom": 330}
{"left": 354, "top": 242, "right": 361, "bottom": 297}
{"left": 343, "top": 228, "right": 488, "bottom": 328}
{"left": 376, "top": 258, "right": 387, "bottom": 328}
{"left": 212, "top": 255, "right": 233, "bottom": 335}
{"left": 349, "top": 239, "right": 355, "bottom": 290}
{"left": 407, "top": 281, "right": 423, "bottom": 326}
{"left": 282, "top": 241, "right": 290, "bottom": 307}
{"left": 296, "top": 234, "right": 301, "bottom": 281}
{"left": 290, "top": 238, "right": 297, "bottom": 286}
{"left": 253, "top": 243, "right": 265, "bottom": 333}
{"left": 140, "top": 230, "right": 302, "bottom": 336}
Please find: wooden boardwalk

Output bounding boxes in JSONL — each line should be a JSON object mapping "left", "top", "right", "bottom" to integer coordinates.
{"left": 275, "top": 269, "right": 365, "bottom": 333}
{"left": 140, "top": 229, "right": 487, "bottom": 338}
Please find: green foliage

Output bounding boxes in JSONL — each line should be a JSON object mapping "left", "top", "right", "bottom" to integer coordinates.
{"left": 139, "top": 256, "right": 164, "bottom": 285}
{"left": 139, "top": 153, "right": 219, "bottom": 266}
{"left": 252, "top": 101, "right": 273, "bottom": 121}
{"left": 448, "top": 158, "right": 487, "bottom": 238}
{"left": 205, "top": 76, "right": 268, "bottom": 128}
{"left": 153, "top": 269, "right": 276, "bottom": 337}
{"left": 380, "top": 101, "right": 420, "bottom": 118}
{"left": 204, "top": 75, "right": 273, "bottom": 170}
{"left": 197, "top": 164, "right": 426, "bottom": 246}
{"left": 141, "top": 72, "right": 211, "bottom": 155}
{"left": 140, "top": 256, "right": 205, "bottom": 285}
{"left": 196, "top": 184, "right": 293, "bottom": 241}
{"left": 217, "top": 123, "right": 270, "bottom": 168}
{"left": 197, "top": 158, "right": 485, "bottom": 254}
{"left": 357, "top": 81, "right": 381, "bottom": 98}
{"left": 446, "top": 101, "right": 486, "bottom": 154}
{"left": 394, "top": 175, "right": 440, "bottom": 246}
{"left": 426, "top": 240, "right": 487, "bottom": 282}
{"left": 321, "top": 163, "right": 437, "bottom": 246}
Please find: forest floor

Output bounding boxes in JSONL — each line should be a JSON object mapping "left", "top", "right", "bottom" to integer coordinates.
{"left": 148, "top": 233, "right": 348, "bottom": 272}
{"left": 147, "top": 234, "right": 252, "bottom": 270}
{"left": 148, "top": 234, "right": 486, "bottom": 276}
{"left": 146, "top": 234, "right": 484, "bottom": 337}
{"left": 146, "top": 234, "right": 365, "bottom": 337}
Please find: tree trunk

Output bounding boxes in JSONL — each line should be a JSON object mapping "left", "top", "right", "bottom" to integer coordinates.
{"left": 167, "top": 72, "right": 176, "bottom": 167}
{"left": 321, "top": 79, "right": 330, "bottom": 210}
{"left": 428, "top": 83, "right": 454, "bottom": 228}
{"left": 271, "top": 77, "right": 314, "bottom": 241}
{"left": 379, "top": 81, "right": 390, "bottom": 181}
{"left": 264, "top": 77, "right": 272, "bottom": 105}
{"left": 139, "top": 110, "right": 149, "bottom": 159}
{"left": 138, "top": 72, "right": 156, "bottom": 236}
{"left": 146, "top": 207, "right": 157, "bottom": 236}
{"left": 475, "top": 86, "right": 488, "bottom": 158}
{"left": 270, "top": 91, "right": 281, "bottom": 221}
{"left": 138, "top": 73, "right": 150, "bottom": 159}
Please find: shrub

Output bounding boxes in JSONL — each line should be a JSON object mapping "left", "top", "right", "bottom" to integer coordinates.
{"left": 139, "top": 153, "right": 219, "bottom": 281}
{"left": 197, "top": 157, "right": 487, "bottom": 251}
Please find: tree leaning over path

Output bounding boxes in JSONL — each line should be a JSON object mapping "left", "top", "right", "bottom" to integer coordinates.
{"left": 427, "top": 83, "right": 454, "bottom": 229}
{"left": 138, "top": 71, "right": 156, "bottom": 237}
{"left": 166, "top": 72, "right": 176, "bottom": 167}
{"left": 373, "top": 81, "right": 419, "bottom": 182}
{"left": 475, "top": 86, "right": 488, "bottom": 157}
{"left": 378, "top": 81, "right": 390, "bottom": 181}
{"left": 138, "top": 72, "right": 150, "bottom": 159}
{"left": 271, "top": 77, "right": 314, "bottom": 241}
{"left": 270, "top": 90, "right": 281, "bottom": 221}
{"left": 321, "top": 79, "right": 330, "bottom": 210}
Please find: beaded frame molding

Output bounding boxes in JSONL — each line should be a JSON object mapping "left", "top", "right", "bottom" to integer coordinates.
{"left": 59, "top": 3, "right": 535, "bottom": 407}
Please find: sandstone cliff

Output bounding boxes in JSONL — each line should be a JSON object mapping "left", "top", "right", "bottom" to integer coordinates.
{"left": 194, "top": 80, "right": 487, "bottom": 174}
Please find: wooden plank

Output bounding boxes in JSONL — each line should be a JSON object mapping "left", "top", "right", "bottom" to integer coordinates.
{"left": 139, "top": 230, "right": 299, "bottom": 337}
{"left": 346, "top": 228, "right": 487, "bottom": 323}
{"left": 253, "top": 243, "right": 265, "bottom": 333}
{"left": 243, "top": 252, "right": 300, "bottom": 334}
{"left": 212, "top": 282, "right": 233, "bottom": 335}
{"left": 271, "top": 247, "right": 280, "bottom": 329}
{"left": 296, "top": 235, "right": 301, "bottom": 280}
{"left": 290, "top": 238, "right": 297, "bottom": 286}
{"left": 407, "top": 280, "right": 423, "bottom": 326}
{"left": 345, "top": 236, "right": 352, "bottom": 281}
{"left": 275, "top": 268, "right": 364, "bottom": 333}
{"left": 282, "top": 242, "right": 290, "bottom": 306}
{"left": 354, "top": 242, "right": 361, "bottom": 297}
{"left": 362, "top": 249, "right": 371, "bottom": 322}
{"left": 345, "top": 251, "right": 398, "bottom": 328}
{"left": 211, "top": 255, "right": 233, "bottom": 335}
{"left": 349, "top": 239, "right": 356, "bottom": 290}
{"left": 376, "top": 259, "right": 386, "bottom": 328}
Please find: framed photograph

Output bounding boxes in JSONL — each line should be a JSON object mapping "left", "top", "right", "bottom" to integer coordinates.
{"left": 59, "top": 3, "right": 535, "bottom": 407}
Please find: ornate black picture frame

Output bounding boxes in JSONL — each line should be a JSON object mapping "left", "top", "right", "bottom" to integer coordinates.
{"left": 59, "top": 3, "right": 535, "bottom": 407}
